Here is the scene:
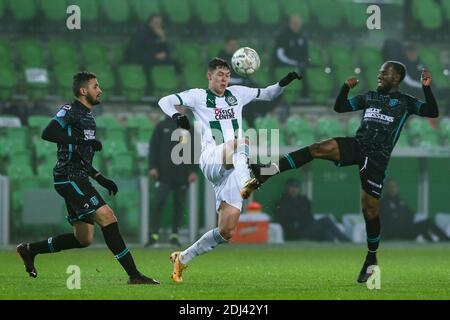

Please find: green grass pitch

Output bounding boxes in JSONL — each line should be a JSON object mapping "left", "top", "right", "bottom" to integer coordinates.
{"left": 1, "top": 242, "right": 449, "bottom": 300}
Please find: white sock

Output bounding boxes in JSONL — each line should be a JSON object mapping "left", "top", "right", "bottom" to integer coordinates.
{"left": 232, "top": 140, "right": 250, "bottom": 187}
{"left": 179, "top": 228, "right": 227, "bottom": 264}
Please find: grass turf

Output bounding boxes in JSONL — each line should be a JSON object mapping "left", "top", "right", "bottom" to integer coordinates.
{"left": 1, "top": 242, "right": 449, "bottom": 300}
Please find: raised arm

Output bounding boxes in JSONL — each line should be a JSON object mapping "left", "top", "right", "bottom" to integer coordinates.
{"left": 418, "top": 69, "right": 439, "bottom": 118}
{"left": 334, "top": 77, "right": 363, "bottom": 113}
{"left": 257, "top": 72, "right": 302, "bottom": 101}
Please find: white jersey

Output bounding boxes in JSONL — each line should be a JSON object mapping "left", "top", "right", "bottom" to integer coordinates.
{"left": 175, "top": 86, "right": 260, "bottom": 152}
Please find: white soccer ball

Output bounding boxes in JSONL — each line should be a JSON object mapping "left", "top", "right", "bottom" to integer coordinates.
{"left": 231, "top": 47, "right": 260, "bottom": 77}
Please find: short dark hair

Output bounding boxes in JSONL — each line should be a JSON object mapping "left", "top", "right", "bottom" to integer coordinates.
{"left": 386, "top": 61, "right": 406, "bottom": 82}
{"left": 208, "top": 57, "right": 231, "bottom": 71}
{"left": 73, "top": 71, "right": 96, "bottom": 97}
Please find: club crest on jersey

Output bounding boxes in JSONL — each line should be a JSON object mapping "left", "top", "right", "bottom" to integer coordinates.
{"left": 214, "top": 108, "right": 235, "bottom": 120}
{"left": 388, "top": 99, "right": 399, "bottom": 107}
{"left": 225, "top": 95, "right": 238, "bottom": 106}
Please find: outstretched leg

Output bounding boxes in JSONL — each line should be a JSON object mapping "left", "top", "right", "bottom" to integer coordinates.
{"left": 252, "top": 138, "right": 341, "bottom": 185}
{"left": 170, "top": 202, "right": 239, "bottom": 283}
{"left": 17, "top": 221, "right": 92, "bottom": 278}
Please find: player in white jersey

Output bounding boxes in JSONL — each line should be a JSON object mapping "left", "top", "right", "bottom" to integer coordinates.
{"left": 158, "top": 58, "right": 301, "bottom": 283}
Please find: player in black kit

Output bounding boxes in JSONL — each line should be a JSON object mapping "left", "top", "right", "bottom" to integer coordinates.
{"left": 16, "top": 71, "right": 159, "bottom": 285}
{"left": 250, "top": 61, "right": 439, "bottom": 283}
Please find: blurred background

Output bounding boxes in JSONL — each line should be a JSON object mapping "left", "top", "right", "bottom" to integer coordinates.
{"left": 0, "top": 0, "right": 449, "bottom": 246}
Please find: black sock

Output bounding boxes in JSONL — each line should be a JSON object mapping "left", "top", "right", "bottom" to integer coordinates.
{"left": 365, "top": 215, "right": 380, "bottom": 262}
{"left": 278, "top": 147, "right": 313, "bottom": 173}
{"left": 29, "top": 234, "right": 84, "bottom": 255}
{"left": 101, "top": 222, "right": 140, "bottom": 278}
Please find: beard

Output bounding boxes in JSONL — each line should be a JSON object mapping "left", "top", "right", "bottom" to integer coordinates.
{"left": 86, "top": 93, "right": 100, "bottom": 105}
{"left": 376, "top": 85, "right": 390, "bottom": 94}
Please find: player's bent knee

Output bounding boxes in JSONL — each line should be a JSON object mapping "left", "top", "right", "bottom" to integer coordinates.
{"left": 94, "top": 205, "right": 118, "bottom": 227}
{"left": 218, "top": 226, "right": 236, "bottom": 241}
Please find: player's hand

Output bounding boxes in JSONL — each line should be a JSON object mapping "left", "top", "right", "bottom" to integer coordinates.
{"left": 345, "top": 77, "right": 359, "bottom": 89}
{"left": 149, "top": 169, "right": 159, "bottom": 179}
{"left": 95, "top": 174, "right": 118, "bottom": 196}
{"left": 172, "top": 113, "right": 190, "bottom": 130}
{"left": 420, "top": 68, "right": 432, "bottom": 86}
{"left": 82, "top": 139, "right": 102, "bottom": 151}
{"left": 278, "top": 72, "right": 303, "bottom": 87}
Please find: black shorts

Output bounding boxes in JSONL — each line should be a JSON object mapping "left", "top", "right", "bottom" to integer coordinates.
{"left": 54, "top": 176, "right": 106, "bottom": 225}
{"left": 334, "top": 137, "right": 385, "bottom": 199}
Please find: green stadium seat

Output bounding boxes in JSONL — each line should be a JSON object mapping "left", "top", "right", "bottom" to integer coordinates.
{"left": 53, "top": 64, "right": 78, "bottom": 100}
{"left": 81, "top": 41, "right": 109, "bottom": 66}
{"left": 0, "top": 40, "right": 11, "bottom": 67}
{"left": 0, "top": 67, "right": 17, "bottom": 101}
{"left": 38, "top": 0, "right": 68, "bottom": 22}
{"left": 100, "top": 0, "right": 129, "bottom": 23}
{"left": 117, "top": 65, "right": 147, "bottom": 102}
{"left": 35, "top": 140, "right": 55, "bottom": 161}
{"left": 150, "top": 65, "right": 178, "bottom": 97}
{"left": 110, "top": 41, "right": 127, "bottom": 65}
{"left": 328, "top": 45, "right": 353, "bottom": 71}
{"left": 206, "top": 42, "right": 223, "bottom": 60}
{"left": 36, "top": 162, "right": 55, "bottom": 179}
{"left": 109, "top": 154, "right": 135, "bottom": 177}
{"left": 9, "top": 151, "right": 32, "bottom": 167}
{"left": 28, "top": 115, "right": 51, "bottom": 136}
{"left": 347, "top": 117, "right": 361, "bottom": 135}
{"left": 6, "top": 127, "right": 28, "bottom": 147}
{"left": 48, "top": 39, "right": 78, "bottom": 67}
{"left": 96, "top": 115, "right": 126, "bottom": 141}
{"left": 6, "top": 0, "right": 36, "bottom": 21}
{"left": 412, "top": 0, "right": 443, "bottom": 30}
{"left": 17, "top": 39, "right": 46, "bottom": 69}
{"left": 161, "top": 0, "right": 191, "bottom": 25}
{"left": 223, "top": 0, "right": 250, "bottom": 26}
{"left": 192, "top": 0, "right": 221, "bottom": 25}
{"left": 127, "top": 115, "right": 154, "bottom": 144}
{"left": 309, "top": 0, "right": 344, "bottom": 29}
{"left": 252, "top": 0, "right": 281, "bottom": 26}
{"left": 274, "top": 67, "right": 301, "bottom": 104}
{"left": 356, "top": 47, "right": 383, "bottom": 70}
{"left": 394, "top": 132, "right": 410, "bottom": 148}
{"left": 285, "top": 116, "right": 314, "bottom": 145}
{"left": 251, "top": 67, "right": 271, "bottom": 86}
{"left": 419, "top": 132, "right": 440, "bottom": 147}
{"left": 85, "top": 63, "right": 116, "bottom": 101}
{"left": 418, "top": 48, "right": 450, "bottom": 89}
{"left": 308, "top": 44, "right": 326, "bottom": 67}
{"left": 175, "top": 43, "right": 204, "bottom": 68}
{"left": 407, "top": 117, "right": 434, "bottom": 137}
{"left": 439, "top": 117, "right": 450, "bottom": 141}
{"left": 294, "top": 132, "right": 315, "bottom": 147}
{"left": 306, "top": 68, "right": 334, "bottom": 105}
{"left": 7, "top": 164, "right": 34, "bottom": 181}
{"left": 101, "top": 140, "right": 128, "bottom": 160}
{"left": 0, "top": 0, "right": 4, "bottom": 18}
{"left": 343, "top": 1, "right": 367, "bottom": 29}
{"left": 443, "top": 0, "right": 450, "bottom": 22}
{"left": 279, "top": 0, "right": 310, "bottom": 25}
{"left": 130, "top": 0, "right": 160, "bottom": 22}
{"left": 115, "top": 188, "right": 140, "bottom": 230}
{"left": 72, "top": 0, "right": 99, "bottom": 22}
{"left": 10, "top": 178, "right": 41, "bottom": 212}
{"left": 315, "top": 117, "right": 345, "bottom": 139}
{"left": 182, "top": 66, "right": 206, "bottom": 88}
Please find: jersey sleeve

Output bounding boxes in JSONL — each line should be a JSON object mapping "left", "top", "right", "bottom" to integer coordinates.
{"left": 405, "top": 94, "right": 426, "bottom": 115}
{"left": 53, "top": 104, "right": 75, "bottom": 128}
{"left": 347, "top": 94, "right": 367, "bottom": 111}
{"left": 175, "top": 89, "right": 201, "bottom": 109}
{"left": 229, "top": 85, "right": 260, "bottom": 106}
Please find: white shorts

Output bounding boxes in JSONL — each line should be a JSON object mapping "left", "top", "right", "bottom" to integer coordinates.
{"left": 199, "top": 144, "right": 243, "bottom": 213}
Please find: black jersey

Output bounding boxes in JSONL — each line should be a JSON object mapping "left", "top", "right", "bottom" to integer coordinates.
{"left": 348, "top": 91, "right": 424, "bottom": 170}
{"left": 52, "top": 100, "right": 96, "bottom": 178}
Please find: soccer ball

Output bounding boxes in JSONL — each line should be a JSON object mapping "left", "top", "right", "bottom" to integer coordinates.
{"left": 231, "top": 47, "right": 260, "bottom": 77}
